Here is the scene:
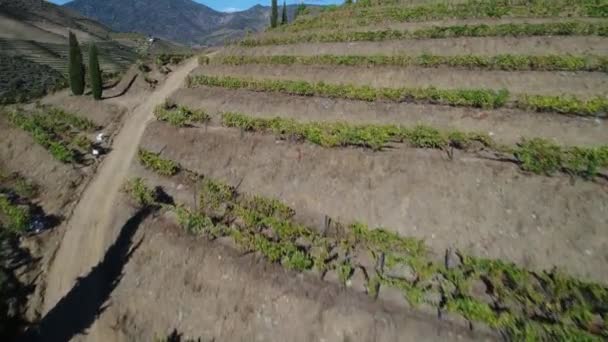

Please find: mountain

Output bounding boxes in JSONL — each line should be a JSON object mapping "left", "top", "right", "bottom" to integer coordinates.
{"left": 63, "top": 0, "right": 317, "bottom": 46}
{"left": 0, "top": 0, "right": 140, "bottom": 103}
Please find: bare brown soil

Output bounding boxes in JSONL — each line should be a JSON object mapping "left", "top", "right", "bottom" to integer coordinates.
{"left": 194, "top": 64, "right": 608, "bottom": 98}
{"left": 39, "top": 58, "right": 200, "bottom": 341}
{"left": 89, "top": 197, "right": 496, "bottom": 342}
{"left": 172, "top": 87, "right": 608, "bottom": 147}
{"left": 140, "top": 122, "right": 608, "bottom": 284}
{"left": 223, "top": 36, "right": 608, "bottom": 57}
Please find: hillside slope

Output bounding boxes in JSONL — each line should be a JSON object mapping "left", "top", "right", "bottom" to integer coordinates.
{"left": 64, "top": 0, "right": 318, "bottom": 45}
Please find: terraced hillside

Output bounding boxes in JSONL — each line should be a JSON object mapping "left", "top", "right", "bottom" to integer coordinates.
{"left": 0, "top": 38, "right": 137, "bottom": 74}
{"left": 35, "top": 0, "right": 608, "bottom": 341}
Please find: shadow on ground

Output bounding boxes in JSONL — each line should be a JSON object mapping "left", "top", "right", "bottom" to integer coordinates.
{"left": 103, "top": 74, "right": 138, "bottom": 100}
{"left": 19, "top": 207, "right": 152, "bottom": 342}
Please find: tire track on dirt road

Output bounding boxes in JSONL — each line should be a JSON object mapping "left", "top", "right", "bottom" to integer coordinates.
{"left": 41, "top": 58, "right": 199, "bottom": 328}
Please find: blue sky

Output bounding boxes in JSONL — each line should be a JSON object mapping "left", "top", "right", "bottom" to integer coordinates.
{"left": 48, "top": 0, "right": 343, "bottom": 13}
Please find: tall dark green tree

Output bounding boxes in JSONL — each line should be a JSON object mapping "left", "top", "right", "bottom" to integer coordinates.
{"left": 88, "top": 44, "right": 102, "bottom": 100}
{"left": 68, "top": 31, "right": 85, "bottom": 95}
{"left": 270, "top": 0, "right": 278, "bottom": 28}
{"left": 281, "top": 1, "right": 288, "bottom": 25}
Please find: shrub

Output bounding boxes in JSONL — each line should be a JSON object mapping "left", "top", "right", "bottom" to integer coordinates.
{"left": 213, "top": 54, "right": 608, "bottom": 72}
{"left": 137, "top": 149, "right": 180, "bottom": 176}
{"left": 0, "top": 196, "right": 31, "bottom": 234}
{"left": 88, "top": 44, "right": 103, "bottom": 100}
{"left": 68, "top": 31, "right": 85, "bottom": 96}
{"left": 154, "top": 102, "right": 210, "bottom": 127}
{"left": 123, "top": 178, "right": 156, "bottom": 206}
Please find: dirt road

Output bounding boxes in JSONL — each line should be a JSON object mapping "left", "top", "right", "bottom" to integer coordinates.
{"left": 42, "top": 59, "right": 199, "bottom": 326}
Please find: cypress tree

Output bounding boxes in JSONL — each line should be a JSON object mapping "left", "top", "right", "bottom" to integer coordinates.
{"left": 270, "top": 0, "right": 278, "bottom": 28}
{"left": 88, "top": 44, "right": 102, "bottom": 100}
{"left": 281, "top": 1, "right": 288, "bottom": 25}
{"left": 68, "top": 31, "right": 85, "bottom": 96}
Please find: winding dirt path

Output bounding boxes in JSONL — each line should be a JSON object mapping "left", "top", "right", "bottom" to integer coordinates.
{"left": 42, "top": 58, "right": 199, "bottom": 321}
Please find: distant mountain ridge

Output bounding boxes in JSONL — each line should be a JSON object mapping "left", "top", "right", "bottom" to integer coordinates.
{"left": 63, "top": 0, "right": 316, "bottom": 46}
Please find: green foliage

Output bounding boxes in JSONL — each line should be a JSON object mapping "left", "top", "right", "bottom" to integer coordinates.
{"left": 515, "top": 139, "right": 608, "bottom": 177}
{"left": 280, "top": 0, "right": 606, "bottom": 33}
{"left": 133, "top": 164, "right": 608, "bottom": 340}
{"left": 154, "top": 101, "right": 210, "bottom": 127}
{"left": 220, "top": 112, "right": 607, "bottom": 178}
{"left": 190, "top": 74, "right": 601, "bottom": 116}
{"left": 247, "top": 21, "right": 607, "bottom": 45}
{"left": 5, "top": 110, "right": 77, "bottom": 163}
{"left": 270, "top": 0, "right": 279, "bottom": 28}
{"left": 0, "top": 171, "right": 39, "bottom": 199}
{"left": 68, "top": 31, "right": 85, "bottom": 96}
{"left": 518, "top": 94, "right": 608, "bottom": 116}
{"left": 123, "top": 178, "right": 156, "bottom": 207}
{"left": 0, "top": 196, "right": 31, "bottom": 234}
{"left": 197, "top": 55, "right": 210, "bottom": 65}
{"left": 88, "top": 44, "right": 103, "bottom": 100}
{"left": 294, "top": 3, "right": 308, "bottom": 18}
{"left": 0, "top": 55, "right": 68, "bottom": 105}
{"left": 190, "top": 75, "right": 508, "bottom": 109}
{"left": 174, "top": 205, "right": 215, "bottom": 235}
{"left": 155, "top": 54, "right": 191, "bottom": 66}
{"left": 337, "top": 261, "right": 353, "bottom": 284}
{"left": 214, "top": 54, "right": 608, "bottom": 72}
{"left": 281, "top": 0, "right": 288, "bottom": 25}
{"left": 137, "top": 149, "right": 180, "bottom": 176}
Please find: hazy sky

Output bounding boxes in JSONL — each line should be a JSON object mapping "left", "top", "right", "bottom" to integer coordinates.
{"left": 48, "top": 0, "right": 343, "bottom": 13}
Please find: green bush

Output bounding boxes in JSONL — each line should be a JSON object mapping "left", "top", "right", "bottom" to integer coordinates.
{"left": 88, "top": 44, "right": 103, "bottom": 100}
{"left": 68, "top": 31, "right": 85, "bottom": 96}
{"left": 189, "top": 75, "right": 508, "bottom": 109}
{"left": 0, "top": 196, "right": 31, "bottom": 234}
{"left": 214, "top": 54, "right": 608, "bottom": 72}
{"left": 123, "top": 178, "right": 157, "bottom": 206}
{"left": 279, "top": 0, "right": 606, "bottom": 32}
{"left": 220, "top": 111, "right": 607, "bottom": 178}
{"left": 243, "top": 21, "right": 607, "bottom": 46}
{"left": 154, "top": 102, "right": 210, "bottom": 127}
{"left": 190, "top": 74, "right": 603, "bottom": 116}
{"left": 130, "top": 166, "right": 608, "bottom": 341}
{"left": 137, "top": 149, "right": 180, "bottom": 176}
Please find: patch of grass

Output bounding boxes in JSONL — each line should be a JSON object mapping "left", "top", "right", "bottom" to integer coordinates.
{"left": 517, "top": 94, "right": 608, "bottom": 116}
{"left": 155, "top": 53, "right": 191, "bottom": 66}
{"left": 154, "top": 101, "right": 210, "bottom": 127}
{"left": 190, "top": 74, "right": 603, "bottom": 116}
{"left": 213, "top": 54, "right": 608, "bottom": 72}
{"left": 243, "top": 22, "right": 607, "bottom": 46}
{"left": 277, "top": 0, "right": 606, "bottom": 33}
{"left": 0, "top": 195, "right": 31, "bottom": 234}
{"left": 220, "top": 112, "right": 608, "bottom": 178}
{"left": 133, "top": 165, "right": 608, "bottom": 340}
{"left": 137, "top": 149, "right": 180, "bottom": 176}
{"left": 190, "top": 75, "right": 508, "bottom": 109}
{"left": 5, "top": 110, "right": 76, "bottom": 163}
{"left": 123, "top": 178, "right": 156, "bottom": 207}
{"left": 0, "top": 171, "right": 39, "bottom": 199}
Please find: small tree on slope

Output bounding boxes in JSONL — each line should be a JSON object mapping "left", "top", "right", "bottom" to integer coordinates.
{"left": 68, "top": 31, "right": 85, "bottom": 96}
{"left": 88, "top": 44, "right": 102, "bottom": 100}
{"left": 271, "top": 0, "right": 278, "bottom": 28}
{"left": 281, "top": 1, "right": 288, "bottom": 25}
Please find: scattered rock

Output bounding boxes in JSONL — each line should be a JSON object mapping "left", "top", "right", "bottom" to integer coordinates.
{"left": 423, "top": 289, "right": 442, "bottom": 306}
{"left": 469, "top": 278, "right": 494, "bottom": 306}
{"left": 347, "top": 267, "right": 368, "bottom": 293}
{"left": 378, "top": 285, "right": 410, "bottom": 308}
{"left": 295, "top": 236, "right": 312, "bottom": 250}
{"left": 384, "top": 263, "right": 417, "bottom": 283}
{"left": 260, "top": 227, "right": 276, "bottom": 241}
{"left": 445, "top": 247, "right": 462, "bottom": 269}
{"left": 351, "top": 249, "right": 376, "bottom": 271}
